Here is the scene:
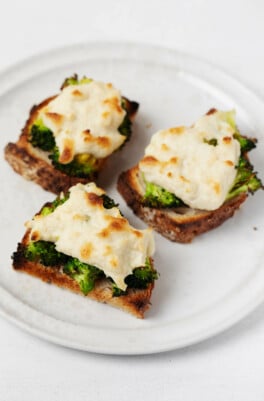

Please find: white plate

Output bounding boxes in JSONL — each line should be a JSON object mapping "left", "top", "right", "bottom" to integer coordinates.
{"left": 0, "top": 42, "right": 263, "bottom": 355}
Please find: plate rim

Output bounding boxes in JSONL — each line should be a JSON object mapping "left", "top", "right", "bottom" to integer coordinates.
{"left": 1, "top": 41, "right": 264, "bottom": 355}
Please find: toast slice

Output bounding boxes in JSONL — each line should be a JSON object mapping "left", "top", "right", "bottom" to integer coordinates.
{"left": 118, "top": 165, "right": 247, "bottom": 243}
{"left": 12, "top": 183, "right": 157, "bottom": 318}
{"left": 4, "top": 76, "right": 139, "bottom": 194}
{"left": 117, "top": 109, "right": 262, "bottom": 243}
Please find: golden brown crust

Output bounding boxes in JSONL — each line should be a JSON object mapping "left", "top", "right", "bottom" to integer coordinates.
{"left": 4, "top": 93, "right": 139, "bottom": 194}
{"left": 12, "top": 230, "right": 154, "bottom": 319}
{"left": 117, "top": 166, "right": 248, "bottom": 243}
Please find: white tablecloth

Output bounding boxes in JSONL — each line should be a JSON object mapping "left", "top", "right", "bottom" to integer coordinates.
{"left": 1, "top": 1, "right": 264, "bottom": 400}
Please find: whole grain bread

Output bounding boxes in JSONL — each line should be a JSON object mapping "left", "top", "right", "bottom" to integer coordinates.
{"left": 4, "top": 94, "right": 139, "bottom": 194}
{"left": 117, "top": 165, "right": 247, "bottom": 243}
{"left": 12, "top": 229, "right": 155, "bottom": 319}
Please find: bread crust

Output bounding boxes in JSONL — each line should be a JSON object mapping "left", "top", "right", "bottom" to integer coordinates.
{"left": 4, "top": 94, "right": 139, "bottom": 194}
{"left": 12, "top": 230, "right": 155, "bottom": 319}
{"left": 117, "top": 166, "right": 247, "bottom": 243}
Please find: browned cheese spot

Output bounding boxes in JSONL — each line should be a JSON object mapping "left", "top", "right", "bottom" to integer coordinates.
{"left": 83, "top": 129, "right": 111, "bottom": 148}
{"left": 80, "top": 242, "right": 94, "bottom": 259}
{"left": 169, "top": 126, "right": 185, "bottom": 134}
{"left": 71, "top": 89, "right": 83, "bottom": 97}
{"left": 103, "top": 245, "right": 113, "bottom": 256}
{"left": 161, "top": 143, "right": 169, "bottom": 151}
{"left": 141, "top": 155, "right": 159, "bottom": 164}
{"left": 102, "top": 111, "right": 110, "bottom": 119}
{"left": 98, "top": 217, "right": 127, "bottom": 238}
{"left": 86, "top": 192, "right": 103, "bottom": 207}
{"left": 109, "top": 218, "right": 127, "bottom": 231}
{"left": 170, "top": 157, "right": 178, "bottom": 164}
{"left": 213, "top": 182, "right": 221, "bottom": 194}
{"left": 223, "top": 136, "right": 232, "bottom": 144}
{"left": 31, "top": 231, "right": 40, "bottom": 241}
{"left": 180, "top": 175, "right": 190, "bottom": 183}
{"left": 58, "top": 138, "right": 74, "bottom": 163}
{"left": 103, "top": 97, "right": 122, "bottom": 113}
{"left": 73, "top": 214, "right": 82, "bottom": 220}
{"left": 98, "top": 228, "right": 109, "bottom": 238}
{"left": 225, "top": 160, "right": 234, "bottom": 167}
{"left": 167, "top": 172, "right": 173, "bottom": 178}
{"left": 45, "top": 112, "right": 64, "bottom": 125}
{"left": 106, "top": 83, "right": 113, "bottom": 89}
{"left": 132, "top": 230, "right": 143, "bottom": 238}
{"left": 96, "top": 136, "right": 111, "bottom": 148}
{"left": 206, "top": 108, "right": 217, "bottom": 116}
{"left": 110, "top": 257, "right": 118, "bottom": 268}
{"left": 83, "top": 129, "right": 92, "bottom": 142}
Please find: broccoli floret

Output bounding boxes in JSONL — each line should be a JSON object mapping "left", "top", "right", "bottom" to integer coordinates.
{"left": 203, "top": 138, "right": 218, "bottom": 146}
{"left": 118, "top": 98, "right": 132, "bottom": 143}
{"left": 226, "top": 156, "right": 263, "bottom": 200}
{"left": 118, "top": 112, "right": 132, "bottom": 139}
{"left": 61, "top": 74, "right": 92, "bottom": 89}
{"left": 233, "top": 132, "right": 256, "bottom": 153}
{"left": 63, "top": 258, "right": 103, "bottom": 295}
{"left": 40, "top": 192, "right": 70, "bottom": 216}
{"left": 113, "top": 258, "right": 158, "bottom": 296}
{"left": 24, "top": 241, "right": 68, "bottom": 266}
{"left": 24, "top": 239, "right": 157, "bottom": 296}
{"left": 29, "top": 119, "right": 55, "bottom": 151}
{"left": 143, "top": 180, "right": 184, "bottom": 208}
{"left": 100, "top": 194, "right": 119, "bottom": 209}
{"left": 112, "top": 284, "right": 125, "bottom": 297}
{"left": 49, "top": 148, "right": 97, "bottom": 178}
{"left": 125, "top": 258, "right": 158, "bottom": 289}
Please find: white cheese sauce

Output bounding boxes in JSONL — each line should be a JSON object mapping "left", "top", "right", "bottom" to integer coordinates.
{"left": 39, "top": 81, "right": 126, "bottom": 162}
{"left": 139, "top": 111, "right": 241, "bottom": 211}
{"left": 26, "top": 183, "right": 154, "bottom": 290}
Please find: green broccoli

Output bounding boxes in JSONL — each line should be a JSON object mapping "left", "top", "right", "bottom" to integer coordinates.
{"left": 125, "top": 257, "right": 158, "bottom": 289}
{"left": 60, "top": 74, "right": 92, "bottom": 89}
{"left": 143, "top": 180, "right": 184, "bottom": 208}
{"left": 63, "top": 258, "right": 104, "bottom": 295}
{"left": 49, "top": 147, "right": 97, "bottom": 178}
{"left": 118, "top": 111, "right": 132, "bottom": 139}
{"left": 29, "top": 119, "right": 55, "bottom": 151}
{"left": 203, "top": 138, "right": 218, "bottom": 146}
{"left": 24, "top": 241, "right": 68, "bottom": 266}
{"left": 233, "top": 133, "right": 256, "bottom": 153}
{"left": 142, "top": 121, "right": 262, "bottom": 208}
{"left": 226, "top": 156, "right": 263, "bottom": 200}
{"left": 112, "top": 257, "right": 158, "bottom": 296}
{"left": 24, "top": 239, "right": 157, "bottom": 296}
{"left": 118, "top": 98, "right": 133, "bottom": 143}
{"left": 100, "top": 194, "right": 119, "bottom": 209}
{"left": 40, "top": 192, "right": 70, "bottom": 216}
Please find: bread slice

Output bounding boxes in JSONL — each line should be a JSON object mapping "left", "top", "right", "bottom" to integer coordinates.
{"left": 12, "top": 183, "right": 157, "bottom": 318}
{"left": 4, "top": 88, "right": 139, "bottom": 194}
{"left": 117, "top": 165, "right": 248, "bottom": 243}
{"left": 12, "top": 228, "right": 155, "bottom": 319}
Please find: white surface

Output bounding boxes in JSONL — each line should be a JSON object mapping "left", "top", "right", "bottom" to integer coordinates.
{"left": 1, "top": 42, "right": 264, "bottom": 356}
{"left": 1, "top": 0, "right": 264, "bottom": 399}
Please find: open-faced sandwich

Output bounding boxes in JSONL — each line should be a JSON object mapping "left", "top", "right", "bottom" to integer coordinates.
{"left": 12, "top": 182, "right": 157, "bottom": 318}
{"left": 5, "top": 74, "right": 139, "bottom": 194}
{"left": 118, "top": 109, "right": 263, "bottom": 243}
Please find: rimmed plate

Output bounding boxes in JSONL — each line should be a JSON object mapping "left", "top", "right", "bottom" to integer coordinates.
{"left": 0, "top": 42, "right": 263, "bottom": 355}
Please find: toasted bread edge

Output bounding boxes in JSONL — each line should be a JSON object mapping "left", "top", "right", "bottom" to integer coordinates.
{"left": 117, "top": 166, "right": 248, "bottom": 243}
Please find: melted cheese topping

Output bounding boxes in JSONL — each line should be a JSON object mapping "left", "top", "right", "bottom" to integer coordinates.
{"left": 139, "top": 111, "right": 241, "bottom": 211}
{"left": 26, "top": 183, "right": 154, "bottom": 290}
{"left": 39, "top": 81, "right": 126, "bottom": 162}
